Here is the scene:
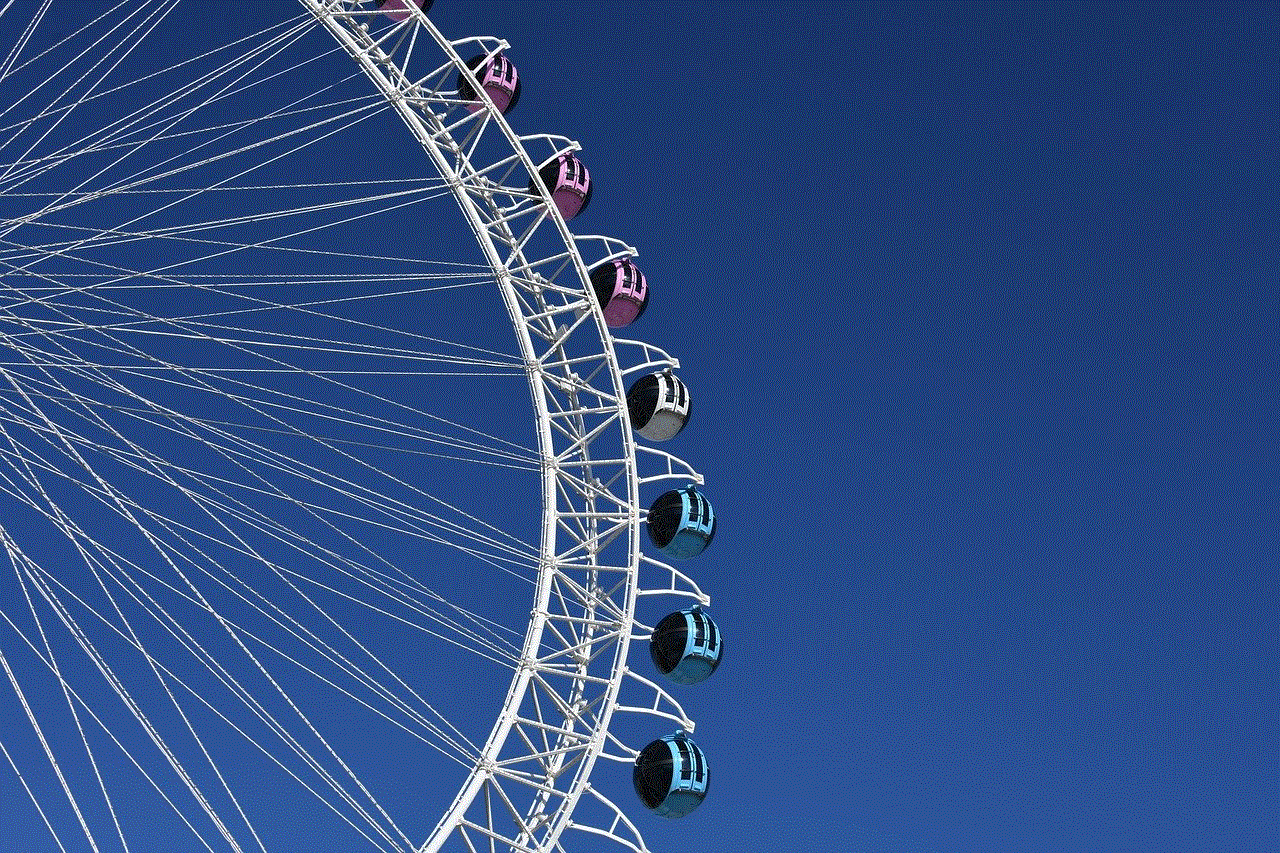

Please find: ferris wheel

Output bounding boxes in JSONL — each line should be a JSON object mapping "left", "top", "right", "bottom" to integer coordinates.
{"left": 0, "top": 2, "right": 725, "bottom": 852}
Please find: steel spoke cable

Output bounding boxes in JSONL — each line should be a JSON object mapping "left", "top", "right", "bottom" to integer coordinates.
{"left": 0, "top": 14, "right": 326, "bottom": 186}
{"left": 0, "top": 275, "right": 537, "bottom": 467}
{"left": 0, "top": 618, "right": 246, "bottom": 853}
{"left": 4, "top": 546, "right": 393, "bottom": 853}
{"left": 0, "top": 343, "right": 541, "bottom": 568}
{"left": 0, "top": 446, "right": 494, "bottom": 772}
{"left": 0, "top": 635, "right": 101, "bottom": 853}
{"left": 0, "top": 0, "right": 50, "bottom": 83}
{"left": 1, "top": 305, "right": 524, "bottom": 375}
{"left": 0, "top": 0, "right": 141, "bottom": 151}
{"left": 0, "top": 6, "right": 323, "bottom": 206}
{"left": 0, "top": 386, "right": 529, "bottom": 799}
{"left": 0, "top": 374, "right": 537, "bottom": 478}
{"left": 0, "top": 215, "right": 490, "bottom": 295}
{"left": 10, "top": 478, "right": 490, "bottom": 771}
{"left": 0, "top": 737, "right": 73, "bottom": 853}
{"left": 0, "top": 84, "right": 368, "bottom": 199}
{"left": 1, "top": 175, "right": 439, "bottom": 198}
{"left": 0, "top": 32, "right": 382, "bottom": 274}
{"left": 7, "top": 400, "right": 530, "bottom": 669}
{"left": 1, "top": 492, "right": 142, "bottom": 853}
{"left": 0, "top": 381, "right": 540, "bottom": 666}
{"left": 0, "top": 269, "right": 494, "bottom": 293}
{"left": 0, "top": 92, "right": 390, "bottom": 267}
{"left": 0, "top": 267, "right": 525, "bottom": 377}
{"left": 0, "top": 426, "right": 525, "bottom": 680}
{"left": 2, "top": 591, "right": 403, "bottom": 853}
{"left": 0, "top": 370, "right": 413, "bottom": 852}
{"left": 0, "top": 4, "right": 317, "bottom": 127}
{"left": 0, "top": 345, "right": 538, "bottom": 645}
{"left": 0, "top": 409, "right": 255, "bottom": 853}
{"left": 0, "top": 0, "right": 179, "bottom": 190}
{"left": 0, "top": 97, "right": 431, "bottom": 313}
{"left": 0, "top": 236, "right": 494, "bottom": 299}
{"left": 0, "top": 369, "right": 532, "bottom": 475}
{"left": 3, "top": 373, "right": 395, "bottom": 841}
{"left": 4, "top": 180, "right": 455, "bottom": 254}
{"left": 0, "top": 343, "right": 529, "bottom": 712}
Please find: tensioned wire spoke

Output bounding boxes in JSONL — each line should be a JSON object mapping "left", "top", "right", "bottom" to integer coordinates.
{"left": 0, "top": 299, "right": 539, "bottom": 477}
{"left": 0, "top": 83, "right": 375, "bottom": 197}
{"left": 0, "top": 374, "right": 539, "bottom": 624}
{"left": 3, "top": 545, "right": 408, "bottom": 853}
{"left": 0, "top": 419, "right": 522, "bottom": 767}
{"left": 0, "top": 50, "right": 360, "bottom": 188}
{"left": 1, "top": 266, "right": 491, "bottom": 285}
{"left": 0, "top": 0, "right": 50, "bottom": 84}
{"left": 1, "top": 133, "right": 542, "bottom": 682}
{"left": 0, "top": 379, "right": 421, "bottom": 853}
{"left": 0, "top": 270, "right": 525, "bottom": 376}
{"left": 0, "top": 4, "right": 328, "bottom": 204}
{"left": 1, "top": 301, "right": 520, "bottom": 374}
{"left": 0, "top": 434, "right": 257, "bottom": 853}
{"left": 0, "top": 0, "right": 183, "bottom": 194}
{"left": 0, "top": 25, "right": 382, "bottom": 285}
{"left": 0, "top": 1, "right": 164, "bottom": 114}
{"left": 3, "top": 180, "right": 456, "bottom": 253}
{"left": 0, "top": 228, "right": 514, "bottom": 368}
{"left": 0, "top": 263, "right": 509, "bottom": 342}
{"left": 1, "top": 579, "right": 115, "bottom": 853}
{"left": 0, "top": 4, "right": 639, "bottom": 851}
{"left": 0, "top": 93, "right": 398, "bottom": 291}
{"left": 1, "top": 396, "right": 244, "bottom": 850}
{"left": 0, "top": 374, "right": 536, "bottom": 479}
{"left": 0, "top": 275, "right": 540, "bottom": 479}
{"left": 2, "top": 176, "right": 447, "bottom": 199}
{"left": 0, "top": 290, "right": 535, "bottom": 671}
{"left": 0, "top": 736, "right": 77, "bottom": 853}
{"left": 0, "top": 445, "right": 501, "bottom": 769}
{"left": 1, "top": 623, "right": 258, "bottom": 853}
{"left": 0, "top": 128, "right": 447, "bottom": 319}
{"left": 0, "top": 345, "right": 535, "bottom": 845}
{"left": 0, "top": 383, "right": 533, "bottom": 668}
{"left": 0, "top": 277, "right": 535, "bottom": 461}
{"left": 0, "top": 330, "right": 535, "bottom": 484}
{"left": 0, "top": 2, "right": 319, "bottom": 128}
{"left": 0, "top": 224, "right": 535, "bottom": 471}
{"left": 0, "top": 330, "right": 541, "bottom": 599}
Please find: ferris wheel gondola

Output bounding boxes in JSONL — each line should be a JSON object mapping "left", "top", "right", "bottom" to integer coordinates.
{"left": 0, "top": 2, "right": 727, "bottom": 851}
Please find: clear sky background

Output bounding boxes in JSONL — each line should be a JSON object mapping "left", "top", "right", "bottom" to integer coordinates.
{"left": 436, "top": 2, "right": 1276, "bottom": 851}
{"left": 2, "top": 2, "right": 1276, "bottom": 852}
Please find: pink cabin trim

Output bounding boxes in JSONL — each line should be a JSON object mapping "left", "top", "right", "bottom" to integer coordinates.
{"left": 377, "top": 0, "right": 421, "bottom": 23}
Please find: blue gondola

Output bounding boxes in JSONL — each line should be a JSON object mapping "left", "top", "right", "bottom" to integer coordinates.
{"left": 633, "top": 731, "right": 709, "bottom": 818}
{"left": 627, "top": 371, "right": 690, "bottom": 442}
{"left": 650, "top": 606, "right": 723, "bottom": 685}
{"left": 646, "top": 486, "right": 715, "bottom": 559}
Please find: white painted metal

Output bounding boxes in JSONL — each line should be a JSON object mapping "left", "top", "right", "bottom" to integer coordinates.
{"left": 295, "top": 4, "right": 698, "bottom": 853}
{"left": 0, "top": 2, "right": 712, "bottom": 850}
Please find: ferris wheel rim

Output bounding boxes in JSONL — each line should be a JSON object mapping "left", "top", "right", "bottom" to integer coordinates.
{"left": 0, "top": 2, "right": 713, "bottom": 850}
{"left": 298, "top": 3, "right": 642, "bottom": 851}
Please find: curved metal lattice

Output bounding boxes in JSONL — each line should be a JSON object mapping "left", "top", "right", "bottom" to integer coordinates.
{"left": 0, "top": 3, "right": 712, "bottom": 852}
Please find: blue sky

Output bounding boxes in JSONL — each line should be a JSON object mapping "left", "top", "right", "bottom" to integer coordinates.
{"left": 1, "top": 2, "right": 1276, "bottom": 852}
{"left": 453, "top": 2, "right": 1276, "bottom": 850}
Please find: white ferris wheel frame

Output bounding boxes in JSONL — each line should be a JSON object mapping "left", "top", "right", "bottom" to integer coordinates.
{"left": 295, "top": 3, "right": 707, "bottom": 853}
{"left": 0, "top": 0, "right": 713, "bottom": 849}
